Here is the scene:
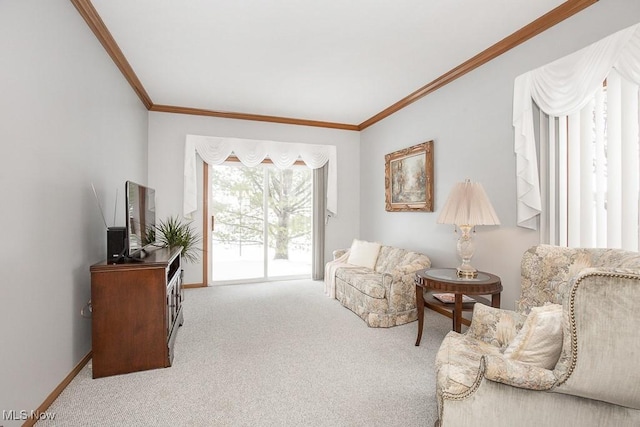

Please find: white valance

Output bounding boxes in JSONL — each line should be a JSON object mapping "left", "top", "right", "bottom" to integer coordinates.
{"left": 513, "top": 23, "right": 640, "bottom": 229}
{"left": 183, "top": 134, "right": 338, "bottom": 218}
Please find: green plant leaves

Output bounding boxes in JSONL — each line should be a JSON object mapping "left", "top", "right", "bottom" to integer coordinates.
{"left": 156, "top": 216, "right": 202, "bottom": 263}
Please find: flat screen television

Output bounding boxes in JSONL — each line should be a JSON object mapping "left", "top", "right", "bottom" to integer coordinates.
{"left": 125, "top": 181, "right": 156, "bottom": 258}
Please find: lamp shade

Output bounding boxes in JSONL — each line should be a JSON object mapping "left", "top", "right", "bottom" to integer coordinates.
{"left": 437, "top": 179, "right": 500, "bottom": 226}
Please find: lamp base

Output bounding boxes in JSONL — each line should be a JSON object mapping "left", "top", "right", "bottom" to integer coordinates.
{"left": 456, "top": 267, "right": 478, "bottom": 279}
{"left": 456, "top": 224, "right": 478, "bottom": 279}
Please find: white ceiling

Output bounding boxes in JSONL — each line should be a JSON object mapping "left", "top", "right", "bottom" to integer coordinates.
{"left": 91, "top": 0, "right": 566, "bottom": 126}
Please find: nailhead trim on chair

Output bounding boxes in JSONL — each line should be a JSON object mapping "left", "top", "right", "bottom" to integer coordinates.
{"left": 557, "top": 270, "right": 640, "bottom": 386}
{"left": 440, "top": 356, "right": 488, "bottom": 402}
{"left": 439, "top": 270, "right": 640, "bottom": 407}
{"left": 437, "top": 356, "right": 488, "bottom": 426}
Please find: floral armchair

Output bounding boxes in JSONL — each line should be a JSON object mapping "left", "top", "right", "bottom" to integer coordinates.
{"left": 434, "top": 244, "right": 640, "bottom": 427}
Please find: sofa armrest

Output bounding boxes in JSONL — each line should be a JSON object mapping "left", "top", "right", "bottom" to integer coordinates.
{"left": 333, "top": 248, "right": 349, "bottom": 260}
{"left": 382, "top": 259, "right": 431, "bottom": 311}
{"left": 391, "top": 260, "right": 430, "bottom": 277}
{"left": 482, "top": 354, "right": 557, "bottom": 391}
{"left": 466, "top": 304, "right": 526, "bottom": 350}
{"left": 382, "top": 261, "right": 429, "bottom": 296}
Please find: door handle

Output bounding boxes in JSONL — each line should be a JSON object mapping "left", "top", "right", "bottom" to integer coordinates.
{"left": 211, "top": 215, "right": 215, "bottom": 231}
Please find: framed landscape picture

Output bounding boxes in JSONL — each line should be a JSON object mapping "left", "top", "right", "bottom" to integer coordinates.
{"left": 385, "top": 141, "right": 434, "bottom": 212}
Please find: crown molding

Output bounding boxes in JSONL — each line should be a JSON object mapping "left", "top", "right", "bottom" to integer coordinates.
{"left": 72, "top": 0, "right": 597, "bottom": 131}
{"left": 150, "top": 104, "right": 360, "bottom": 131}
{"left": 358, "top": 0, "right": 598, "bottom": 130}
{"left": 70, "top": 0, "right": 153, "bottom": 109}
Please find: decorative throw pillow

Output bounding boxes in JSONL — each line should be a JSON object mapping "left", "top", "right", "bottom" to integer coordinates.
{"left": 503, "top": 304, "right": 563, "bottom": 369}
{"left": 347, "top": 239, "right": 381, "bottom": 270}
{"left": 467, "top": 303, "right": 526, "bottom": 350}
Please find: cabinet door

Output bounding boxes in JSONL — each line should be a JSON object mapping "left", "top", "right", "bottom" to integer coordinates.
{"left": 166, "top": 287, "right": 171, "bottom": 337}
{"left": 178, "top": 268, "right": 184, "bottom": 311}
{"left": 167, "top": 272, "right": 180, "bottom": 333}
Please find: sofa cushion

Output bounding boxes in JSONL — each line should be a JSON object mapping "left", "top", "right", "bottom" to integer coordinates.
{"left": 335, "top": 267, "right": 385, "bottom": 299}
{"left": 347, "top": 239, "right": 381, "bottom": 269}
{"left": 503, "top": 304, "right": 563, "bottom": 369}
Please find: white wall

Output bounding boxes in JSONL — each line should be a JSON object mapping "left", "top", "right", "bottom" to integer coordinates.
{"left": 0, "top": 1, "right": 149, "bottom": 424}
{"left": 3, "top": 0, "right": 639, "bottom": 420}
{"left": 359, "top": 0, "right": 640, "bottom": 309}
{"left": 147, "top": 112, "right": 360, "bottom": 285}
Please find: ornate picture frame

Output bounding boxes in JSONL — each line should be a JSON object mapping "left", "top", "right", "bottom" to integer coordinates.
{"left": 385, "top": 141, "right": 434, "bottom": 212}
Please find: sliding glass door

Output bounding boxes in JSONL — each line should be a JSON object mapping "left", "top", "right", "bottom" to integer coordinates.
{"left": 210, "top": 162, "right": 312, "bottom": 283}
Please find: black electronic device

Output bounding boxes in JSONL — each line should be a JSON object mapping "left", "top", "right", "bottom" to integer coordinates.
{"left": 92, "top": 183, "right": 127, "bottom": 263}
{"left": 107, "top": 227, "right": 127, "bottom": 262}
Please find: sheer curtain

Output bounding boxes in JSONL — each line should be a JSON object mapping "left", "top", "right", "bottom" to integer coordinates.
{"left": 513, "top": 23, "right": 640, "bottom": 231}
{"left": 184, "top": 134, "right": 337, "bottom": 218}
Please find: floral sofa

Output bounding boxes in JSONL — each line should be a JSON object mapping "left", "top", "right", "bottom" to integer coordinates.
{"left": 435, "top": 244, "right": 640, "bottom": 426}
{"left": 327, "top": 243, "right": 431, "bottom": 327}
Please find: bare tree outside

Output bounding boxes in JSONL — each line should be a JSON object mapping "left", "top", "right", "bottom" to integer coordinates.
{"left": 212, "top": 166, "right": 264, "bottom": 255}
{"left": 268, "top": 168, "right": 312, "bottom": 259}
{"left": 211, "top": 164, "right": 311, "bottom": 268}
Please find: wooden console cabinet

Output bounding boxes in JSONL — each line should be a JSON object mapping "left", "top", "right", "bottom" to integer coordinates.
{"left": 90, "top": 246, "right": 184, "bottom": 378}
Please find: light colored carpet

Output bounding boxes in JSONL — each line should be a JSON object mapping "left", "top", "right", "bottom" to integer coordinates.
{"left": 38, "top": 279, "right": 451, "bottom": 426}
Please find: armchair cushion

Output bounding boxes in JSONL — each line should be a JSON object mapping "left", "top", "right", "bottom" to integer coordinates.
{"left": 335, "top": 267, "right": 386, "bottom": 299}
{"left": 503, "top": 303, "right": 563, "bottom": 369}
{"left": 436, "top": 333, "right": 561, "bottom": 401}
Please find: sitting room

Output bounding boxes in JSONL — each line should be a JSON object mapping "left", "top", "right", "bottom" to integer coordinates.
{"left": 2, "top": 1, "right": 640, "bottom": 426}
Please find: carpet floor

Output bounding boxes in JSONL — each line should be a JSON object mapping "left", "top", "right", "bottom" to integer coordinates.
{"left": 38, "top": 279, "right": 451, "bottom": 426}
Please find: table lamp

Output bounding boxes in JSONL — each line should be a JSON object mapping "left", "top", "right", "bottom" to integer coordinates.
{"left": 437, "top": 179, "right": 500, "bottom": 278}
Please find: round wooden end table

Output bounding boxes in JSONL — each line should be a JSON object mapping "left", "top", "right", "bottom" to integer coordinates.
{"left": 414, "top": 268, "right": 502, "bottom": 346}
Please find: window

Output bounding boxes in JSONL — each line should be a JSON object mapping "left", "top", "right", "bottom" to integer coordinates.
{"left": 513, "top": 23, "right": 640, "bottom": 248}
{"left": 539, "top": 70, "right": 640, "bottom": 250}
{"left": 209, "top": 162, "right": 313, "bottom": 283}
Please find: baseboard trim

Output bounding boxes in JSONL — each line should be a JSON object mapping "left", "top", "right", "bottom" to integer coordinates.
{"left": 183, "top": 282, "right": 206, "bottom": 289}
{"left": 23, "top": 351, "right": 92, "bottom": 427}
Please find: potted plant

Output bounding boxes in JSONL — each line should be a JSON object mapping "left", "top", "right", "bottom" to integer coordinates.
{"left": 155, "top": 215, "right": 202, "bottom": 263}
